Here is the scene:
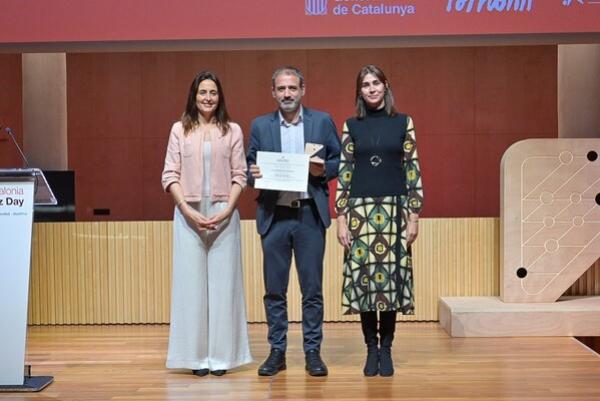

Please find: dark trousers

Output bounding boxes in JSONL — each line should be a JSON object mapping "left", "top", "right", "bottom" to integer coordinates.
{"left": 261, "top": 202, "right": 326, "bottom": 353}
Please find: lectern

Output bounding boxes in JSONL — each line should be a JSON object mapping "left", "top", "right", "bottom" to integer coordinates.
{"left": 0, "top": 169, "right": 56, "bottom": 392}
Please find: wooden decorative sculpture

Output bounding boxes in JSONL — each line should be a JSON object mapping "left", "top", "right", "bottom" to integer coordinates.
{"left": 501, "top": 139, "right": 600, "bottom": 302}
{"left": 440, "top": 139, "right": 600, "bottom": 337}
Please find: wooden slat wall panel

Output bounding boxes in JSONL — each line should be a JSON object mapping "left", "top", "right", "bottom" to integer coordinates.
{"left": 566, "top": 259, "right": 600, "bottom": 296}
{"left": 29, "top": 218, "right": 500, "bottom": 324}
{"left": 408, "top": 218, "right": 500, "bottom": 321}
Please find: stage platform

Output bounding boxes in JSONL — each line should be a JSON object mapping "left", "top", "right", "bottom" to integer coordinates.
{"left": 440, "top": 296, "right": 600, "bottom": 337}
{"left": 10, "top": 322, "right": 600, "bottom": 401}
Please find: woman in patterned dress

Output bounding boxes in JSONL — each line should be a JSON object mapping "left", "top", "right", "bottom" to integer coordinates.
{"left": 335, "top": 65, "right": 423, "bottom": 377}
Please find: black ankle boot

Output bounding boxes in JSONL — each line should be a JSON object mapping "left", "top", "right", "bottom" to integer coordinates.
{"left": 379, "top": 346, "right": 393, "bottom": 377}
{"left": 379, "top": 311, "right": 396, "bottom": 377}
{"left": 361, "top": 312, "right": 379, "bottom": 376}
{"left": 364, "top": 345, "right": 379, "bottom": 377}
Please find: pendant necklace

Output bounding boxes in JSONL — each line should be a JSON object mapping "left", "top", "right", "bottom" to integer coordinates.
{"left": 369, "top": 132, "right": 382, "bottom": 167}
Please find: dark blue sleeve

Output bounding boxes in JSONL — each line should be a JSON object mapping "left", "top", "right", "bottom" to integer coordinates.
{"left": 246, "top": 119, "right": 260, "bottom": 188}
{"left": 322, "top": 115, "right": 341, "bottom": 183}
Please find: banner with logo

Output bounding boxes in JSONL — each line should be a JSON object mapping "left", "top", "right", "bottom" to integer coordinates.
{"left": 0, "top": 0, "right": 599, "bottom": 44}
{"left": 0, "top": 181, "right": 34, "bottom": 385}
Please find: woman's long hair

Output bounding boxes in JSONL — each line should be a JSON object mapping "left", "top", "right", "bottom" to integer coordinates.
{"left": 181, "top": 70, "right": 231, "bottom": 136}
{"left": 355, "top": 64, "right": 397, "bottom": 119}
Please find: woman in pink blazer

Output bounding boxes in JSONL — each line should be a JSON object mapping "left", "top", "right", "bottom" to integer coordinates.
{"left": 162, "top": 71, "right": 252, "bottom": 377}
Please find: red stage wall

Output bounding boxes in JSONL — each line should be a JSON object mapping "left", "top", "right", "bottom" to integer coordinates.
{"left": 1, "top": 0, "right": 598, "bottom": 43}
{"left": 66, "top": 46, "right": 558, "bottom": 221}
{"left": 0, "top": 55, "right": 23, "bottom": 168}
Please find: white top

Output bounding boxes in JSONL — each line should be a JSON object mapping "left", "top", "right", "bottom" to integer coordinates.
{"left": 277, "top": 107, "right": 310, "bottom": 206}
{"left": 202, "top": 142, "right": 211, "bottom": 197}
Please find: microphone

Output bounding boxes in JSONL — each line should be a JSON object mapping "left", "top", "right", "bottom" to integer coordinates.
{"left": 3, "top": 127, "right": 30, "bottom": 168}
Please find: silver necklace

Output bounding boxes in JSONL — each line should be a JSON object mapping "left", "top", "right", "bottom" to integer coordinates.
{"left": 369, "top": 133, "right": 382, "bottom": 167}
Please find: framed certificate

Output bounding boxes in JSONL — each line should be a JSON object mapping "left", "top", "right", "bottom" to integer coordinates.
{"left": 255, "top": 151, "right": 309, "bottom": 192}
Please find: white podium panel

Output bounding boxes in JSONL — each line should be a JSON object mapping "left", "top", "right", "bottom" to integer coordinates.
{"left": 0, "top": 178, "right": 35, "bottom": 385}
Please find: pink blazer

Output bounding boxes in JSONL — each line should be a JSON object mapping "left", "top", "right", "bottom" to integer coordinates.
{"left": 161, "top": 121, "right": 247, "bottom": 202}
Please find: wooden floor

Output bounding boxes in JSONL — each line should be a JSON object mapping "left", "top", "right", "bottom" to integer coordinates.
{"left": 5, "top": 323, "right": 600, "bottom": 401}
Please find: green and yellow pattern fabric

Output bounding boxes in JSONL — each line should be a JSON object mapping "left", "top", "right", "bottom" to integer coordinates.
{"left": 335, "top": 116, "right": 423, "bottom": 315}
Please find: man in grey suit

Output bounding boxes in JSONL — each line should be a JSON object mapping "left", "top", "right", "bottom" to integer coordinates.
{"left": 247, "top": 66, "right": 341, "bottom": 376}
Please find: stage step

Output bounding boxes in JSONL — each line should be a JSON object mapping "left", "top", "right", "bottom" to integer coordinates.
{"left": 439, "top": 296, "right": 600, "bottom": 337}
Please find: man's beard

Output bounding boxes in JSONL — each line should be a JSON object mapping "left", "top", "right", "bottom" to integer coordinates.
{"left": 279, "top": 98, "right": 301, "bottom": 113}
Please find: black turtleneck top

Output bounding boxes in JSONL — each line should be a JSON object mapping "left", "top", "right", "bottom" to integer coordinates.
{"left": 345, "top": 108, "right": 408, "bottom": 197}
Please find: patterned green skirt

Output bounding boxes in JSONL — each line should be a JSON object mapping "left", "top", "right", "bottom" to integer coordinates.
{"left": 342, "top": 195, "right": 414, "bottom": 315}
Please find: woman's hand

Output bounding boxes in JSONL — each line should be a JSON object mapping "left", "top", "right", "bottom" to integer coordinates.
{"left": 206, "top": 206, "right": 234, "bottom": 229}
{"left": 337, "top": 216, "right": 352, "bottom": 250}
{"left": 407, "top": 214, "right": 419, "bottom": 247}
{"left": 180, "top": 203, "right": 215, "bottom": 231}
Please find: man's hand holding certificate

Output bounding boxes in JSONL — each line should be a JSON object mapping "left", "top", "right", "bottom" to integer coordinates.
{"left": 254, "top": 151, "right": 310, "bottom": 192}
{"left": 251, "top": 142, "right": 326, "bottom": 192}
{"left": 305, "top": 142, "right": 325, "bottom": 177}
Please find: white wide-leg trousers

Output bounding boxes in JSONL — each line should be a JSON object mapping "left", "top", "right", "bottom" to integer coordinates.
{"left": 166, "top": 199, "right": 252, "bottom": 371}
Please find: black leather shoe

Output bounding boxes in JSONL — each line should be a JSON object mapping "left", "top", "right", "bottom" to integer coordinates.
{"left": 258, "top": 349, "right": 286, "bottom": 376}
{"left": 305, "top": 349, "right": 328, "bottom": 376}
{"left": 210, "top": 370, "right": 227, "bottom": 376}
{"left": 192, "top": 368, "right": 209, "bottom": 377}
